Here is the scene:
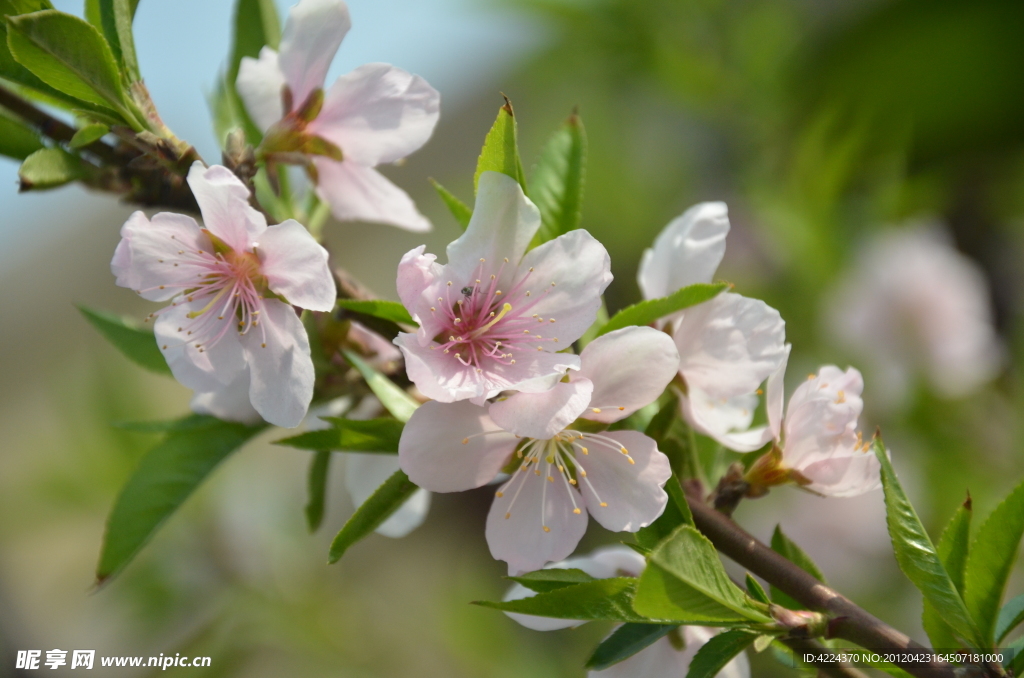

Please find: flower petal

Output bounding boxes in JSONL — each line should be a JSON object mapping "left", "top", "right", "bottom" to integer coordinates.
{"left": 574, "top": 326, "right": 679, "bottom": 423}
{"left": 800, "top": 452, "right": 881, "bottom": 497}
{"left": 239, "top": 299, "right": 314, "bottom": 428}
{"left": 575, "top": 431, "right": 671, "bottom": 532}
{"left": 112, "top": 211, "right": 211, "bottom": 301}
{"left": 189, "top": 370, "right": 262, "bottom": 424}
{"left": 187, "top": 163, "right": 267, "bottom": 251}
{"left": 257, "top": 218, "right": 335, "bottom": 311}
{"left": 503, "top": 581, "right": 584, "bottom": 631}
{"left": 513, "top": 229, "right": 613, "bottom": 346}
{"left": 488, "top": 380, "right": 594, "bottom": 440}
{"left": 487, "top": 465, "right": 588, "bottom": 574}
{"left": 767, "top": 345, "right": 791, "bottom": 441}
{"left": 345, "top": 453, "right": 431, "bottom": 537}
{"left": 396, "top": 245, "right": 445, "bottom": 337}
{"left": 277, "top": 0, "right": 350, "bottom": 107}
{"left": 310, "top": 63, "right": 440, "bottom": 166}
{"left": 235, "top": 46, "right": 286, "bottom": 132}
{"left": 154, "top": 297, "right": 247, "bottom": 391}
{"left": 398, "top": 400, "right": 517, "bottom": 492}
{"left": 312, "top": 158, "right": 431, "bottom": 231}
{"left": 784, "top": 366, "right": 863, "bottom": 468}
{"left": 681, "top": 387, "right": 774, "bottom": 453}
{"left": 637, "top": 201, "right": 730, "bottom": 301}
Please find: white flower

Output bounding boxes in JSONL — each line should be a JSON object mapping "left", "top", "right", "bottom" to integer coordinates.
{"left": 827, "top": 224, "right": 1002, "bottom": 403}
{"left": 236, "top": 0, "right": 440, "bottom": 231}
{"left": 111, "top": 163, "right": 335, "bottom": 427}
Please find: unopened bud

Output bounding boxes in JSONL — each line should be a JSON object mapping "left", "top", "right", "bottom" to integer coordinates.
{"left": 769, "top": 604, "right": 829, "bottom": 638}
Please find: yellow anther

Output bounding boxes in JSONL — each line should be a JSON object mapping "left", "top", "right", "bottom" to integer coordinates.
{"left": 430, "top": 307, "right": 436, "bottom": 312}
{"left": 534, "top": 469, "right": 541, "bottom": 476}
{"left": 620, "top": 447, "right": 628, "bottom": 454}
{"left": 573, "top": 508, "right": 581, "bottom": 514}
{"left": 592, "top": 408, "right": 602, "bottom": 413}
{"left": 503, "top": 257, "right": 509, "bottom": 262}
{"left": 462, "top": 438, "right": 469, "bottom": 444}
{"left": 543, "top": 526, "right": 550, "bottom": 533}
{"left": 505, "top": 512, "right": 511, "bottom": 519}
{"left": 547, "top": 476, "right": 554, "bottom": 482}
{"left": 627, "top": 457, "right": 635, "bottom": 465}
{"left": 569, "top": 479, "right": 577, "bottom": 485}
{"left": 525, "top": 291, "right": 531, "bottom": 297}
{"left": 447, "top": 281, "right": 452, "bottom": 286}
{"left": 261, "top": 343, "right": 266, "bottom": 348}
{"left": 479, "top": 258, "right": 485, "bottom": 262}
{"left": 495, "top": 491, "right": 504, "bottom": 497}
{"left": 495, "top": 290, "right": 502, "bottom": 296}
{"left": 836, "top": 390, "right": 846, "bottom": 404}
{"left": 756, "top": 388, "right": 764, "bottom": 395}
{"left": 599, "top": 502, "right": 607, "bottom": 507}
{"left": 581, "top": 447, "right": 588, "bottom": 455}
{"left": 618, "top": 406, "right": 625, "bottom": 411}
{"left": 581, "top": 470, "right": 588, "bottom": 477}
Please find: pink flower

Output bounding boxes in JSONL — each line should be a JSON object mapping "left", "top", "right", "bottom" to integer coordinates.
{"left": 236, "top": 0, "right": 440, "bottom": 232}
{"left": 637, "top": 202, "right": 788, "bottom": 452}
{"left": 398, "top": 327, "right": 677, "bottom": 574}
{"left": 111, "top": 163, "right": 336, "bottom": 428}
{"left": 504, "top": 546, "right": 751, "bottom": 678}
{"left": 395, "top": 172, "right": 613, "bottom": 404}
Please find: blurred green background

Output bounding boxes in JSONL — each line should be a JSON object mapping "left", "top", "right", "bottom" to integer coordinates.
{"left": 3, "top": 0, "right": 1024, "bottom": 675}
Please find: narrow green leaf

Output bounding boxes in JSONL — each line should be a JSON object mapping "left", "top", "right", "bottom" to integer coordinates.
{"left": 429, "top": 178, "right": 472, "bottom": 229}
{"left": 327, "top": 469, "right": 418, "bottom": 563}
{"left": 996, "top": 593, "right": 1024, "bottom": 644}
{"left": 7, "top": 10, "right": 129, "bottom": 111}
{"left": 597, "top": 283, "right": 728, "bottom": 338}
{"left": 0, "top": 0, "right": 54, "bottom": 13}
{"left": 274, "top": 417, "right": 403, "bottom": 453}
{"left": 530, "top": 112, "right": 586, "bottom": 245}
{"left": 585, "top": 623, "right": 678, "bottom": 671}
{"left": 770, "top": 525, "right": 826, "bottom": 610}
{"left": 1005, "top": 634, "right": 1024, "bottom": 675}
{"left": 474, "top": 578, "right": 656, "bottom": 623}
{"left": 305, "top": 450, "right": 330, "bottom": 532}
{"left": 69, "top": 122, "right": 108, "bottom": 148}
{"left": 78, "top": 305, "right": 171, "bottom": 375}
{"left": 507, "top": 568, "right": 596, "bottom": 593}
{"left": 923, "top": 497, "right": 972, "bottom": 649}
{"left": 0, "top": 107, "right": 42, "bottom": 158}
{"left": 964, "top": 477, "right": 1024, "bottom": 646}
{"left": 342, "top": 350, "right": 418, "bottom": 422}
{"left": 97, "top": 416, "right": 266, "bottom": 583}
{"left": 87, "top": 0, "right": 140, "bottom": 82}
{"left": 746, "top": 574, "right": 771, "bottom": 605}
{"left": 335, "top": 299, "right": 415, "bottom": 326}
{"left": 686, "top": 629, "right": 758, "bottom": 678}
{"left": 18, "top": 146, "right": 87, "bottom": 189}
{"left": 473, "top": 98, "right": 526, "bottom": 194}
{"left": 875, "top": 439, "right": 983, "bottom": 648}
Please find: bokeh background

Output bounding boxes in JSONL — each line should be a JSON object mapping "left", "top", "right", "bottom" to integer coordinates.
{"left": 3, "top": 0, "right": 1024, "bottom": 675}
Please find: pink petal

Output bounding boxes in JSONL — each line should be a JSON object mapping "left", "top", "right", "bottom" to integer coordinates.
{"left": 277, "top": 0, "right": 350, "bottom": 107}
{"left": 238, "top": 299, "right": 314, "bottom": 428}
{"left": 187, "top": 163, "right": 267, "bottom": 252}
{"left": 575, "top": 431, "right": 670, "bottom": 533}
{"left": 681, "top": 387, "right": 773, "bottom": 453}
{"left": 309, "top": 63, "right": 440, "bottom": 166}
{"left": 153, "top": 297, "right": 247, "bottom": 392}
{"left": 313, "top": 158, "right": 431, "bottom": 231}
{"left": 800, "top": 452, "right": 881, "bottom": 497}
{"left": 345, "top": 453, "right": 431, "bottom": 537}
{"left": 783, "top": 366, "right": 864, "bottom": 468}
{"left": 488, "top": 380, "right": 594, "bottom": 440}
{"left": 189, "top": 370, "right": 262, "bottom": 424}
{"left": 574, "top": 327, "right": 679, "bottom": 424}
{"left": 235, "top": 46, "right": 286, "bottom": 132}
{"left": 396, "top": 245, "right": 445, "bottom": 337}
{"left": 398, "top": 400, "right": 517, "bottom": 492}
{"left": 486, "top": 465, "right": 587, "bottom": 574}
{"left": 766, "top": 345, "right": 790, "bottom": 441}
{"left": 514, "top": 229, "right": 613, "bottom": 347}
{"left": 637, "top": 201, "right": 730, "bottom": 301}
{"left": 257, "top": 218, "right": 335, "bottom": 311}
{"left": 112, "top": 211, "right": 211, "bottom": 301}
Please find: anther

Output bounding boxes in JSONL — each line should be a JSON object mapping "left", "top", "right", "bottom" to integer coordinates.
{"left": 620, "top": 447, "right": 628, "bottom": 454}
{"left": 462, "top": 438, "right": 469, "bottom": 444}
{"left": 261, "top": 343, "right": 266, "bottom": 348}
{"left": 836, "top": 390, "right": 846, "bottom": 404}
{"left": 543, "top": 526, "right": 550, "bottom": 533}
{"left": 503, "top": 257, "right": 509, "bottom": 262}
{"left": 505, "top": 512, "right": 511, "bottom": 519}
{"left": 599, "top": 502, "right": 607, "bottom": 507}
{"left": 581, "top": 447, "right": 588, "bottom": 455}
{"left": 495, "top": 491, "right": 503, "bottom": 497}
{"left": 592, "top": 408, "right": 602, "bottom": 413}
{"left": 573, "top": 508, "right": 581, "bottom": 514}
{"left": 547, "top": 476, "right": 554, "bottom": 482}
{"left": 430, "top": 307, "right": 436, "bottom": 312}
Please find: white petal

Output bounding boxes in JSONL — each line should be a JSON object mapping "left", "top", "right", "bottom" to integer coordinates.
{"left": 277, "top": 0, "right": 350, "bottom": 107}
{"left": 503, "top": 581, "right": 584, "bottom": 631}
{"left": 576, "top": 431, "right": 671, "bottom": 533}
{"left": 800, "top": 452, "right": 881, "bottom": 497}
{"left": 257, "top": 219, "right": 335, "bottom": 311}
{"left": 112, "top": 211, "right": 211, "bottom": 301}
{"left": 783, "top": 366, "right": 863, "bottom": 468}
{"left": 681, "top": 387, "right": 773, "bottom": 453}
{"left": 313, "top": 158, "right": 431, "bottom": 231}
{"left": 395, "top": 246, "right": 445, "bottom": 338}
{"left": 187, "top": 163, "right": 267, "bottom": 251}
{"left": 766, "top": 345, "right": 791, "bottom": 441}
{"left": 446, "top": 172, "right": 540, "bottom": 284}
{"left": 488, "top": 380, "right": 593, "bottom": 440}
{"left": 310, "top": 63, "right": 440, "bottom": 166}
{"left": 344, "top": 453, "right": 430, "bottom": 537}
{"left": 568, "top": 545, "right": 646, "bottom": 578}
{"left": 575, "top": 326, "right": 679, "bottom": 423}
{"left": 513, "top": 229, "right": 612, "bottom": 346}
{"left": 398, "top": 400, "right": 517, "bottom": 492}
{"left": 638, "top": 201, "right": 730, "bottom": 301}
{"left": 239, "top": 299, "right": 314, "bottom": 428}
{"left": 154, "top": 298, "right": 248, "bottom": 392}
{"left": 190, "top": 370, "right": 261, "bottom": 424}
{"left": 235, "top": 46, "right": 286, "bottom": 132}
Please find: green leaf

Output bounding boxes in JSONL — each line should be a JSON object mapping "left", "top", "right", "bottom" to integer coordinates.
{"left": 97, "top": 416, "right": 266, "bottom": 583}
{"left": 85, "top": 0, "right": 140, "bottom": 82}
{"left": 342, "top": 350, "right": 418, "bottom": 422}
{"left": 585, "top": 623, "right": 678, "bottom": 671}
{"left": 875, "top": 439, "right": 983, "bottom": 648}
{"left": 964, "top": 477, "right": 1024, "bottom": 646}
{"left": 597, "top": 283, "right": 728, "bottom": 338}
{"left": 112, "top": 417, "right": 218, "bottom": 433}
{"left": 429, "top": 178, "right": 472, "bottom": 229}
{"left": 507, "top": 568, "right": 596, "bottom": 593}
{"left": 7, "top": 10, "right": 129, "bottom": 112}
{"left": 1005, "top": 634, "right": 1024, "bottom": 675}
{"left": 686, "top": 629, "right": 758, "bottom": 678}
{"left": 473, "top": 98, "right": 526, "bottom": 194}
{"left": 923, "top": 497, "right": 972, "bottom": 649}
{"left": 78, "top": 305, "right": 171, "bottom": 375}
{"left": 769, "top": 525, "right": 826, "bottom": 610}
{"left": 746, "top": 574, "right": 771, "bottom": 605}
{"left": 996, "top": 593, "right": 1024, "bottom": 644}
{"left": 304, "top": 450, "right": 330, "bottom": 532}
{"left": 68, "top": 121, "right": 108, "bottom": 148}
{"left": 18, "top": 146, "right": 87, "bottom": 189}
{"left": 635, "top": 479, "right": 693, "bottom": 549}
{"left": 530, "top": 112, "right": 586, "bottom": 245}
{"left": 274, "top": 417, "right": 403, "bottom": 453}
{"left": 327, "top": 469, "right": 418, "bottom": 563}
{"left": 335, "top": 299, "right": 416, "bottom": 326}
{"left": 0, "top": 107, "right": 42, "bottom": 158}
{"left": 634, "top": 525, "right": 772, "bottom": 623}
{"left": 474, "top": 578, "right": 657, "bottom": 623}
{"left": 0, "top": 0, "right": 54, "bottom": 13}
